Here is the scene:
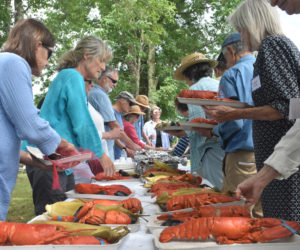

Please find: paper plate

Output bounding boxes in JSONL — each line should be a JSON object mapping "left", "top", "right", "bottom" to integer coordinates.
{"left": 177, "top": 97, "right": 250, "bottom": 109}
{"left": 26, "top": 146, "right": 92, "bottom": 167}
{"left": 178, "top": 121, "right": 216, "bottom": 129}
{"left": 65, "top": 189, "right": 133, "bottom": 201}
{"left": 153, "top": 228, "right": 300, "bottom": 250}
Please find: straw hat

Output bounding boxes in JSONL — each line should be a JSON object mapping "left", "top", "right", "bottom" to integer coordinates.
{"left": 135, "top": 95, "right": 150, "bottom": 109}
{"left": 124, "top": 105, "right": 145, "bottom": 116}
{"left": 174, "top": 53, "right": 218, "bottom": 81}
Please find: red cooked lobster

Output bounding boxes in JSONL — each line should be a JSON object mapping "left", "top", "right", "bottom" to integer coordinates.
{"left": 159, "top": 217, "right": 300, "bottom": 244}
{"left": 189, "top": 117, "right": 218, "bottom": 125}
{"left": 0, "top": 222, "right": 109, "bottom": 245}
{"left": 75, "top": 183, "right": 131, "bottom": 196}
{"left": 166, "top": 193, "right": 240, "bottom": 211}
{"left": 50, "top": 200, "right": 136, "bottom": 225}
{"left": 157, "top": 205, "right": 251, "bottom": 222}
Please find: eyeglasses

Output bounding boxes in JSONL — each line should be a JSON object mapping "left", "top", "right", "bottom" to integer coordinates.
{"left": 106, "top": 75, "right": 118, "bottom": 84}
{"left": 42, "top": 42, "right": 53, "bottom": 59}
{"left": 85, "top": 79, "right": 93, "bottom": 85}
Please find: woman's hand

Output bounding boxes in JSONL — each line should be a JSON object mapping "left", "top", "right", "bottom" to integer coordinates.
{"left": 203, "top": 105, "right": 238, "bottom": 122}
{"left": 236, "top": 164, "right": 280, "bottom": 207}
{"left": 99, "top": 153, "right": 115, "bottom": 176}
{"left": 236, "top": 176, "right": 264, "bottom": 207}
{"left": 55, "top": 138, "right": 78, "bottom": 156}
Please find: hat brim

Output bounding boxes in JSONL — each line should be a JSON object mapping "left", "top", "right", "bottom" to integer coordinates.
{"left": 174, "top": 59, "right": 218, "bottom": 81}
{"left": 135, "top": 101, "right": 150, "bottom": 109}
{"left": 124, "top": 111, "right": 145, "bottom": 116}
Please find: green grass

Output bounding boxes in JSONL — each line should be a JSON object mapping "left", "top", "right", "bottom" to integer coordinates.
{"left": 6, "top": 171, "right": 36, "bottom": 223}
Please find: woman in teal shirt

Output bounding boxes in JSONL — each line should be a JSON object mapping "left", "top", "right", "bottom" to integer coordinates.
{"left": 25, "top": 36, "right": 115, "bottom": 215}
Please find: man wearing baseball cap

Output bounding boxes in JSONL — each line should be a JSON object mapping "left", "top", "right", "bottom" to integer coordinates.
{"left": 112, "top": 91, "right": 142, "bottom": 160}
{"left": 201, "top": 33, "right": 262, "bottom": 216}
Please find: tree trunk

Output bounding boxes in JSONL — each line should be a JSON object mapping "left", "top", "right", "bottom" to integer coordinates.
{"left": 147, "top": 43, "right": 156, "bottom": 101}
{"left": 14, "top": 0, "right": 23, "bottom": 23}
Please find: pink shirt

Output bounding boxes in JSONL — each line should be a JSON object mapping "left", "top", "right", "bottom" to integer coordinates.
{"left": 123, "top": 120, "right": 145, "bottom": 149}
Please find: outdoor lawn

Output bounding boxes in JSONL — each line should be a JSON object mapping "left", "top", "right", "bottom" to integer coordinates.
{"left": 6, "top": 171, "right": 35, "bottom": 223}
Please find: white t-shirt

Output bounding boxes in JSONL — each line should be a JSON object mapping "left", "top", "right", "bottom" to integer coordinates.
{"left": 88, "top": 102, "right": 109, "bottom": 155}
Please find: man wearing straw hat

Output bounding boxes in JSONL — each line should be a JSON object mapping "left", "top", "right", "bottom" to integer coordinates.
{"left": 174, "top": 52, "right": 224, "bottom": 190}
{"left": 134, "top": 95, "right": 152, "bottom": 146}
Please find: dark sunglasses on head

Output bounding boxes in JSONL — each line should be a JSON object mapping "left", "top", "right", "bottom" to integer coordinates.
{"left": 42, "top": 42, "right": 53, "bottom": 59}
{"left": 106, "top": 75, "right": 118, "bottom": 84}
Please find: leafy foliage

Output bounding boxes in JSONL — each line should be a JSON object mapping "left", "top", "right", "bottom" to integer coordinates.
{"left": 0, "top": 0, "right": 243, "bottom": 119}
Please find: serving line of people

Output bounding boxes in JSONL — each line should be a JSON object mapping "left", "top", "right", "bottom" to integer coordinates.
{"left": 168, "top": 0, "right": 300, "bottom": 222}
{"left": 1, "top": 0, "right": 300, "bottom": 225}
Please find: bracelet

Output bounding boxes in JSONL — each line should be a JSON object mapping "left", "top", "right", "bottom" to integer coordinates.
{"left": 122, "top": 146, "right": 126, "bottom": 150}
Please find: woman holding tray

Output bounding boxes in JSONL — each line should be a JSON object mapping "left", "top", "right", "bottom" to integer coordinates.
{"left": 204, "top": 0, "right": 300, "bottom": 222}
{"left": 0, "top": 19, "right": 77, "bottom": 221}
{"left": 174, "top": 53, "right": 224, "bottom": 189}
{"left": 23, "top": 36, "right": 115, "bottom": 215}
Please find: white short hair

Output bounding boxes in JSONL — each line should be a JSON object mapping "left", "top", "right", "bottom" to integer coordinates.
{"left": 229, "top": 0, "right": 282, "bottom": 51}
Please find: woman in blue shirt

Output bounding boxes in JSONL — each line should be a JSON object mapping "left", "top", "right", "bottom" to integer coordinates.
{"left": 174, "top": 53, "right": 224, "bottom": 189}
{"left": 24, "top": 36, "right": 116, "bottom": 215}
{"left": 0, "top": 19, "right": 76, "bottom": 221}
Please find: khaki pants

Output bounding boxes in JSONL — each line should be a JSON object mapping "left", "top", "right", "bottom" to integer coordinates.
{"left": 221, "top": 150, "right": 263, "bottom": 218}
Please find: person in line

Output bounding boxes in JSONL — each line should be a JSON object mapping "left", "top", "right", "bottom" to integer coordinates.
{"left": 88, "top": 67, "right": 141, "bottom": 161}
{"left": 195, "top": 33, "right": 262, "bottom": 217}
{"left": 204, "top": 0, "right": 300, "bottom": 221}
{"left": 123, "top": 105, "right": 154, "bottom": 150}
{"left": 214, "top": 52, "right": 227, "bottom": 78}
{"left": 236, "top": 0, "right": 300, "bottom": 208}
{"left": 134, "top": 95, "right": 152, "bottom": 146}
{"left": 112, "top": 91, "right": 142, "bottom": 160}
{"left": 86, "top": 80, "right": 122, "bottom": 157}
{"left": 23, "top": 36, "right": 115, "bottom": 215}
{"left": 173, "top": 53, "right": 224, "bottom": 189}
{"left": 144, "top": 106, "right": 171, "bottom": 150}
{"left": 0, "top": 18, "right": 76, "bottom": 220}
{"left": 271, "top": 0, "right": 300, "bottom": 14}
{"left": 172, "top": 101, "right": 190, "bottom": 157}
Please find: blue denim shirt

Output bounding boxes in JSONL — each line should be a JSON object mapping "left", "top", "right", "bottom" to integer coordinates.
{"left": 133, "top": 115, "right": 144, "bottom": 140}
{"left": 88, "top": 85, "right": 116, "bottom": 160}
{"left": 113, "top": 108, "right": 124, "bottom": 160}
{"left": 214, "top": 54, "right": 256, "bottom": 152}
{"left": 186, "top": 77, "right": 222, "bottom": 173}
{"left": 0, "top": 53, "right": 60, "bottom": 220}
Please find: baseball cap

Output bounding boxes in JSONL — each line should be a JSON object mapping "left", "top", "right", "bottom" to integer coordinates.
{"left": 116, "top": 91, "right": 138, "bottom": 104}
{"left": 222, "top": 33, "right": 242, "bottom": 49}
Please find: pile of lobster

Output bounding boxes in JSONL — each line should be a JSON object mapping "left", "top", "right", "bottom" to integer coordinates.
{"left": 157, "top": 205, "right": 251, "bottom": 226}
{"left": 159, "top": 217, "right": 300, "bottom": 244}
{"left": 46, "top": 198, "right": 142, "bottom": 225}
{"left": 0, "top": 221, "right": 130, "bottom": 245}
{"left": 75, "top": 183, "right": 132, "bottom": 196}
{"left": 189, "top": 117, "right": 218, "bottom": 125}
{"left": 94, "top": 170, "right": 140, "bottom": 181}
{"left": 178, "top": 89, "right": 236, "bottom": 102}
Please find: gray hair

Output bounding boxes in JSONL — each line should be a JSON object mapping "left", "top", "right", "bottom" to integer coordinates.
{"left": 57, "top": 36, "right": 112, "bottom": 71}
{"left": 98, "top": 65, "right": 118, "bottom": 80}
{"left": 229, "top": 0, "right": 283, "bottom": 51}
{"left": 222, "top": 41, "right": 249, "bottom": 56}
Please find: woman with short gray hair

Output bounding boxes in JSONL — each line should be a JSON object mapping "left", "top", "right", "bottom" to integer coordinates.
{"left": 204, "top": 0, "right": 300, "bottom": 222}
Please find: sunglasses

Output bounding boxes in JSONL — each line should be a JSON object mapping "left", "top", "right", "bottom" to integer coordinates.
{"left": 42, "top": 42, "right": 53, "bottom": 59}
{"left": 85, "top": 79, "right": 93, "bottom": 85}
{"left": 106, "top": 75, "right": 118, "bottom": 84}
